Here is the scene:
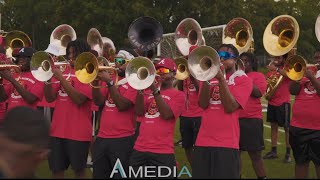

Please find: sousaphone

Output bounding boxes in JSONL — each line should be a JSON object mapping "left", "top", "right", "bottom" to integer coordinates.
{"left": 50, "top": 24, "right": 77, "bottom": 55}
{"left": 87, "top": 28, "right": 103, "bottom": 56}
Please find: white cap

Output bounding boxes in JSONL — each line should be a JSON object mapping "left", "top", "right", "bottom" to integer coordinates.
{"left": 45, "top": 40, "right": 64, "bottom": 56}
{"left": 116, "top": 50, "right": 135, "bottom": 60}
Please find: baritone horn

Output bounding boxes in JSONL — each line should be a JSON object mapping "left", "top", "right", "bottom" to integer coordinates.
{"left": 125, "top": 57, "right": 156, "bottom": 90}
{"left": 223, "top": 17, "right": 253, "bottom": 54}
{"left": 188, "top": 46, "right": 220, "bottom": 81}
{"left": 75, "top": 52, "right": 118, "bottom": 88}
{"left": 30, "top": 51, "right": 70, "bottom": 82}
{"left": 175, "top": 18, "right": 203, "bottom": 56}
{"left": 174, "top": 57, "right": 189, "bottom": 80}
{"left": 263, "top": 15, "right": 300, "bottom": 99}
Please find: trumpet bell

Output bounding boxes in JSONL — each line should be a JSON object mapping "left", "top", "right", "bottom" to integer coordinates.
{"left": 188, "top": 46, "right": 220, "bottom": 81}
{"left": 175, "top": 18, "right": 203, "bottom": 56}
{"left": 87, "top": 28, "right": 103, "bottom": 56}
{"left": 125, "top": 57, "right": 156, "bottom": 90}
{"left": 223, "top": 18, "right": 253, "bottom": 54}
{"left": 284, "top": 55, "right": 307, "bottom": 81}
{"left": 174, "top": 57, "right": 189, "bottom": 80}
{"left": 316, "top": 14, "right": 320, "bottom": 43}
{"left": 128, "top": 16, "right": 163, "bottom": 51}
{"left": 75, "top": 52, "right": 99, "bottom": 84}
{"left": 263, "top": 15, "right": 299, "bottom": 56}
{"left": 30, "top": 51, "right": 54, "bottom": 82}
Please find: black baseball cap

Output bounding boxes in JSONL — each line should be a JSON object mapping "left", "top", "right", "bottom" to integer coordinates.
{"left": 17, "top": 47, "right": 36, "bottom": 58}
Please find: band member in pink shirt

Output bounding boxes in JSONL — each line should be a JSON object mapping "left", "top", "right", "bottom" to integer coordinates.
{"left": 288, "top": 49, "right": 320, "bottom": 178}
{"left": 193, "top": 44, "right": 252, "bottom": 179}
{"left": 44, "top": 39, "right": 92, "bottom": 179}
{"left": 238, "top": 52, "right": 267, "bottom": 179}
{"left": 263, "top": 53, "right": 292, "bottom": 163}
{"left": 176, "top": 46, "right": 202, "bottom": 165}
{"left": 0, "top": 47, "right": 43, "bottom": 112}
{"left": 91, "top": 49, "right": 137, "bottom": 179}
{"left": 130, "top": 58, "right": 185, "bottom": 178}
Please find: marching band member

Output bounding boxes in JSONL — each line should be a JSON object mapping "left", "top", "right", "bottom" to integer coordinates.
{"left": 176, "top": 46, "right": 202, "bottom": 165}
{"left": 192, "top": 44, "right": 252, "bottom": 179}
{"left": 288, "top": 50, "right": 320, "bottom": 178}
{"left": 263, "top": 53, "right": 292, "bottom": 163}
{"left": 129, "top": 57, "right": 185, "bottom": 178}
{"left": 0, "top": 47, "right": 43, "bottom": 111}
{"left": 238, "top": 52, "right": 267, "bottom": 179}
{"left": 91, "top": 50, "right": 137, "bottom": 179}
{"left": 44, "top": 39, "right": 92, "bottom": 179}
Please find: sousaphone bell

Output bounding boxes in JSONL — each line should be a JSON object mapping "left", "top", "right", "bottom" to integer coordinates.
{"left": 87, "top": 28, "right": 103, "bottom": 56}
{"left": 50, "top": 24, "right": 77, "bottom": 55}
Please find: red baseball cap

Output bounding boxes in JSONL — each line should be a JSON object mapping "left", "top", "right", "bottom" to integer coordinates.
{"left": 156, "top": 58, "right": 177, "bottom": 72}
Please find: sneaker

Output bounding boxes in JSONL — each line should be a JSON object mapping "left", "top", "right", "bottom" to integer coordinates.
{"left": 174, "top": 140, "right": 183, "bottom": 147}
{"left": 263, "top": 151, "right": 278, "bottom": 159}
{"left": 283, "top": 154, "right": 292, "bottom": 163}
{"left": 86, "top": 155, "right": 93, "bottom": 168}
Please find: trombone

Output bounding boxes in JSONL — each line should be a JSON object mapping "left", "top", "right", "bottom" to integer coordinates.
{"left": 75, "top": 52, "right": 118, "bottom": 88}
{"left": 30, "top": 51, "right": 70, "bottom": 83}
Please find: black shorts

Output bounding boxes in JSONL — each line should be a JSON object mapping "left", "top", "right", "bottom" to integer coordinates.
{"left": 239, "top": 118, "right": 265, "bottom": 152}
{"left": 267, "top": 103, "right": 291, "bottom": 128}
{"left": 289, "top": 126, "right": 320, "bottom": 165}
{"left": 92, "top": 135, "right": 135, "bottom": 179}
{"left": 179, "top": 116, "right": 201, "bottom": 148}
{"left": 48, "top": 137, "right": 90, "bottom": 173}
{"left": 129, "top": 150, "right": 176, "bottom": 178}
{"left": 192, "top": 146, "right": 239, "bottom": 179}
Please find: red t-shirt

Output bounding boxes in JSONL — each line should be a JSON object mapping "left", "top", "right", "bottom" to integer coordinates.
{"left": 291, "top": 76, "right": 320, "bottom": 130}
{"left": 195, "top": 71, "right": 252, "bottom": 149}
{"left": 5, "top": 72, "right": 43, "bottom": 111}
{"left": 266, "top": 71, "right": 291, "bottom": 106}
{"left": 97, "top": 78, "right": 137, "bottom": 138}
{"left": 134, "top": 88, "right": 185, "bottom": 154}
{"left": 239, "top": 72, "right": 267, "bottom": 119}
{"left": 50, "top": 69, "right": 93, "bottom": 141}
{"left": 37, "top": 96, "right": 56, "bottom": 108}
{"left": 181, "top": 77, "right": 203, "bottom": 117}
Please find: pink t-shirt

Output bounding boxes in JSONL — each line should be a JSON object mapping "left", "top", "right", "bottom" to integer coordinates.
{"left": 266, "top": 71, "right": 291, "bottom": 106}
{"left": 50, "top": 69, "right": 93, "bottom": 141}
{"left": 291, "top": 76, "right": 320, "bottom": 130}
{"left": 239, "top": 72, "right": 267, "bottom": 119}
{"left": 181, "top": 77, "right": 203, "bottom": 117}
{"left": 195, "top": 71, "right": 253, "bottom": 149}
{"left": 97, "top": 78, "right": 137, "bottom": 138}
{"left": 134, "top": 88, "right": 185, "bottom": 154}
{"left": 5, "top": 72, "right": 43, "bottom": 111}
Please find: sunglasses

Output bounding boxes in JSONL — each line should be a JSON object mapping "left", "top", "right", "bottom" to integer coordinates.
{"left": 156, "top": 68, "right": 171, "bottom": 74}
{"left": 218, "top": 51, "right": 236, "bottom": 60}
{"left": 115, "top": 57, "right": 129, "bottom": 65}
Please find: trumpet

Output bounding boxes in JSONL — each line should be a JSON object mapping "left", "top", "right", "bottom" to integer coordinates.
{"left": 125, "top": 56, "right": 156, "bottom": 90}
{"left": 30, "top": 51, "right": 70, "bottom": 83}
{"left": 75, "top": 52, "right": 118, "bottom": 88}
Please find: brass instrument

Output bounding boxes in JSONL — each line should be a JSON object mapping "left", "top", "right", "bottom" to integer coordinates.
{"left": 1, "top": 30, "right": 32, "bottom": 58}
{"left": 50, "top": 24, "right": 77, "bottom": 55}
{"left": 75, "top": 52, "right": 118, "bottom": 88}
{"left": 125, "top": 57, "right": 156, "bottom": 90}
{"left": 284, "top": 55, "right": 307, "bottom": 81}
{"left": 101, "top": 37, "right": 116, "bottom": 62}
{"left": 174, "top": 57, "right": 189, "bottom": 80}
{"left": 264, "top": 15, "right": 300, "bottom": 99}
{"left": 30, "top": 51, "right": 70, "bottom": 82}
{"left": 223, "top": 17, "right": 253, "bottom": 54}
{"left": 188, "top": 46, "right": 220, "bottom": 81}
{"left": 315, "top": 14, "right": 320, "bottom": 44}
{"left": 87, "top": 28, "right": 103, "bottom": 56}
{"left": 175, "top": 18, "right": 203, "bottom": 56}
{"left": 128, "top": 16, "right": 163, "bottom": 52}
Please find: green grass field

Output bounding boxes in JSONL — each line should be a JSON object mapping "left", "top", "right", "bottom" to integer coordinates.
{"left": 35, "top": 109, "right": 318, "bottom": 179}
